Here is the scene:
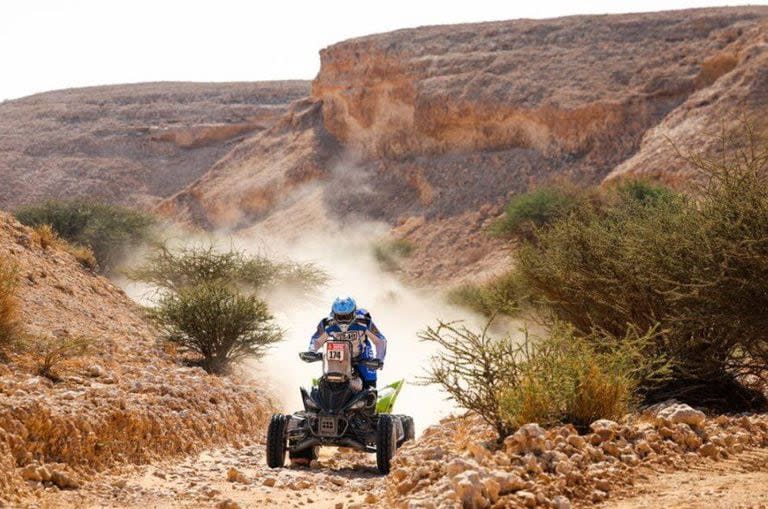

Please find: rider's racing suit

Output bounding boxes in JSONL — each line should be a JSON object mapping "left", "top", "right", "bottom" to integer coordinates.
{"left": 309, "top": 309, "right": 387, "bottom": 388}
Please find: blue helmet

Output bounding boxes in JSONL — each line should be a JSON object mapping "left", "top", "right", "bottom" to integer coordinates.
{"left": 331, "top": 296, "right": 357, "bottom": 323}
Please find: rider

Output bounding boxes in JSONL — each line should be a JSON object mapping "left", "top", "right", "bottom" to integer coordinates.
{"left": 308, "top": 296, "right": 387, "bottom": 388}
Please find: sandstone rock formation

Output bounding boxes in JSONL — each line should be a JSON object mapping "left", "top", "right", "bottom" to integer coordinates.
{"left": 0, "top": 81, "right": 309, "bottom": 210}
{"left": 164, "top": 7, "right": 768, "bottom": 283}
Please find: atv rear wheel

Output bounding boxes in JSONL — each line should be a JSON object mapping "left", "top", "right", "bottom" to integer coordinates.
{"left": 398, "top": 415, "right": 415, "bottom": 447}
{"left": 266, "top": 414, "right": 288, "bottom": 468}
{"left": 376, "top": 414, "right": 397, "bottom": 474}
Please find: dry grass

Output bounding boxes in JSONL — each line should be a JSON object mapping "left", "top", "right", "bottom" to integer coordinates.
{"left": 31, "top": 224, "right": 98, "bottom": 270}
{"left": 568, "top": 362, "right": 635, "bottom": 427}
{"left": 0, "top": 257, "right": 20, "bottom": 353}
{"left": 24, "top": 335, "right": 93, "bottom": 382}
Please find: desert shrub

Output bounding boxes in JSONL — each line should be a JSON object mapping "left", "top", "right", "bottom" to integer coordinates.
{"left": 615, "top": 179, "right": 674, "bottom": 205}
{"left": 15, "top": 200, "right": 155, "bottom": 273}
{"left": 127, "top": 244, "right": 327, "bottom": 295}
{"left": 491, "top": 186, "right": 582, "bottom": 240}
{"left": 151, "top": 283, "right": 282, "bottom": 374}
{"left": 31, "top": 224, "right": 98, "bottom": 270}
{"left": 27, "top": 335, "right": 93, "bottom": 382}
{"left": 0, "top": 258, "right": 20, "bottom": 352}
{"left": 516, "top": 125, "right": 768, "bottom": 409}
{"left": 129, "top": 244, "right": 321, "bottom": 374}
{"left": 418, "top": 321, "right": 522, "bottom": 438}
{"left": 500, "top": 325, "right": 668, "bottom": 430}
{"left": 372, "top": 238, "right": 415, "bottom": 271}
{"left": 447, "top": 271, "right": 525, "bottom": 317}
{"left": 419, "top": 321, "right": 664, "bottom": 439}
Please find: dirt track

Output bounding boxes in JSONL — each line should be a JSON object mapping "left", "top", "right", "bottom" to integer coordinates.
{"left": 37, "top": 443, "right": 385, "bottom": 509}
{"left": 604, "top": 448, "right": 768, "bottom": 509}
{"left": 32, "top": 440, "right": 768, "bottom": 509}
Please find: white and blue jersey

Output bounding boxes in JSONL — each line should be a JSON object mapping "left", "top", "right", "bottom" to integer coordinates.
{"left": 309, "top": 309, "right": 387, "bottom": 382}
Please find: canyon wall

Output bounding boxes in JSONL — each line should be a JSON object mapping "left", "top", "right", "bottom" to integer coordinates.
{"left": 3, "top": 8, "right": 768, "bottom": 283}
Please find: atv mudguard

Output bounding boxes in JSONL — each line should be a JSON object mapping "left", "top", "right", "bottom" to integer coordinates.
{"left": 375, "top": 379, "right": 404, "bottom": 413}
{"left": 310, "top": 378, "right": 405, "bottom": 413}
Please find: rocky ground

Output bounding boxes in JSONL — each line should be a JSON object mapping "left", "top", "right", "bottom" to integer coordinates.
{"left": 29, "top": 445, "right": 384, "bottom": 509}
{"left": 9, "top": 402, "right": 767, "bottom": 509}
{"left": 384, "top": 403, "right": 768, "bottom": 508}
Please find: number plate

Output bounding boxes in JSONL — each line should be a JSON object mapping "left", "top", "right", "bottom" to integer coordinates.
{"left": 326, "top": 342, "right": 346, "bottom": 361}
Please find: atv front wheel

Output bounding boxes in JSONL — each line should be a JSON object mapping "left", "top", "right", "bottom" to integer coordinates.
{"left": 376, "top": 414, "right": 397, "bottom": 474}
{"left": 266, "top": 414, "right": 288, "bottom": 468}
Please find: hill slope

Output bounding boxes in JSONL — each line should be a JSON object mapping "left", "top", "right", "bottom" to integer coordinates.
{"left": 0, "top": 214, "right": 270, "bottom": 505}
{"left": 0, "top": 81, "right": 309, "bottom": 210}
{"left": 164, "top": 7, "right": 768, "bottom": 283}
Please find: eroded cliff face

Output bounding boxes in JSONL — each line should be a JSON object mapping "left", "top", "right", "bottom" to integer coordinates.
{"left": 159, "top": 98, "right": 340, "bottom": 230}
{"left": 605, "top": 19, "right": 768, "bottom": 186}
{"left": 313, "top": 8, "right": 766, "bottom": 168}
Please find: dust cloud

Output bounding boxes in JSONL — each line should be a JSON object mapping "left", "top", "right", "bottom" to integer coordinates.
{"left": 120, "top": 171, "right": 486, "bottom": 433}
{"left": 238, "top": 220, "right": 485, "bottom": 434}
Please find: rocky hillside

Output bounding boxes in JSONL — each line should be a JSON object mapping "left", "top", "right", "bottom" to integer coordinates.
{"left": 0, "top": 81, "right": 309, "bottom": 210}
{"left": 0, "top": 213, "right": 271, "bottom": 505}
{"left": 3, "top": 8, "right": 768, "bottom": 284}
{"left": 163, "top": 7, "right": 768, "bottom": 282}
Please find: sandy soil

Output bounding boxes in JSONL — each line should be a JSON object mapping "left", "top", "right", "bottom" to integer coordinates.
{"left": 604, "top": 448, "right": 768, "bottom": 509}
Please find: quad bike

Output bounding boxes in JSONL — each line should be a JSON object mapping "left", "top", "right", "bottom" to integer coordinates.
{"left": 266, "top": 339, "right": 415, "bottom": 474}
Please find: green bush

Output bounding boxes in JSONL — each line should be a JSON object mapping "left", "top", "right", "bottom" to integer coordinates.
{"left": 446, "top": 271, "right": 524, "bottom": 317}
{"left": 419, "top": 320, "right": 664, "bottom": 439}
{"left": 499, "top": 325, "right": 668, "bottom": 430}
{"left": 418, "top": 321, "right": 523, "bottom": 438}
{"left": 491, "top": 186, "right": 582, "bottom": 240}
{"left": 152, "top": 283, "right": 282, "bottom": 374}
{"left": 516, "top": 126, "right": 768, "bottom": 409}
{"left": 129, "top": 244, "right": 325, "bottom": 374}
{"left": 615, "top": 179, "right": 675, "bottom": 205}
{"left": 372, "top": 238, "right": 415, "bottom": 271}
{"left": 15, "top": 200, "right": 155, "bottom": 273}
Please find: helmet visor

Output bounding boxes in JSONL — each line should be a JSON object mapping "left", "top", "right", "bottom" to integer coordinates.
{"left": 334, "top": 311, "right": 354, "bottom": 324}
